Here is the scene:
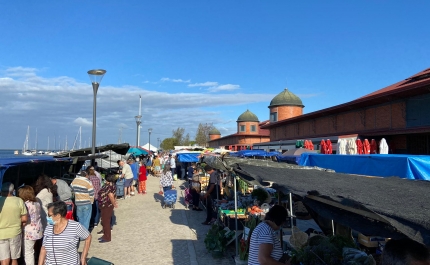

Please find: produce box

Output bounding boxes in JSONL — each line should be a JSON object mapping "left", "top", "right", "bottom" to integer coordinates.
{"left": 222, "top": 214, "right": 246, "bottom": 231}
{"left": 358, "top": 233, "right": 387, "bottom": 248}
{"left": 219, "top": 208, "right": 245, "bottom": 215}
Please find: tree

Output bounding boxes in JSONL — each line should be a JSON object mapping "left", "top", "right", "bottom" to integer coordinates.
{"left": 160, "top": 138, "right": 177, "bottom": 150}
{"left": 183, "top": 133, "right": 190, "bottom": 146}
{"left": 172, "top": 127, "right": 185, "bottom": 145}
{"left": 195, "top": 123, "right": 214, "bottom": 147}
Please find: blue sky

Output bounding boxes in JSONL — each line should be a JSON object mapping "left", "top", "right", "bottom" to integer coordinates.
{"left": 1, "top": 1, "right": 429, "bottom": 149}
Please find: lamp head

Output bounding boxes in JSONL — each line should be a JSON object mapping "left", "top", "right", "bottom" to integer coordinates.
{"left": 87, "top": 69, "right": 106, "bottom": 84}
{"left": 148, "top": 128, "right": 153, "bottom": 134}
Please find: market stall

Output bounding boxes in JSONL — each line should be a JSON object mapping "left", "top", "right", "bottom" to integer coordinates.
{"left": 200, "top": 155, "right": 430, "bottom": 264}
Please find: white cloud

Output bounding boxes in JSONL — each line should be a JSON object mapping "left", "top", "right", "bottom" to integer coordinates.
{"left": 74, "top": 117, "right": 92, "bottom": 127}
{"left": 208, "top": 84, "right": 241, "bottom": 92}
{"left": 189, "top": 81, "right": 241, "bottom": 92}
{"left": 160, "top": 77, "right": 191, "bottom": 83}
{"left": 188, "top": 81, "right": 218, "bottom": 87}
{"left": 0, "top": 67, "right": 275, "bottom": 148}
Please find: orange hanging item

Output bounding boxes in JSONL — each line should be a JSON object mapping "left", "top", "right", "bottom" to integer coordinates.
{"left": 370, "top": 139, "right": 377, "bottom": 154}
{"left": 363, "top": 139, "right": 371, "bottom": 154}
{"left": 320, "top": 140, "right": 326, "bottom": 154}
{"left": 356, "top": 139, "right": 363, "bottom": 155}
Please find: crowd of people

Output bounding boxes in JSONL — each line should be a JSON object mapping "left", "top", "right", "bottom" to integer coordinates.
{"left": 2, "top": 152, "right": 429, "bottom": 265}
{"left": 0, "top": 163, "right": 117, "bottom": 265}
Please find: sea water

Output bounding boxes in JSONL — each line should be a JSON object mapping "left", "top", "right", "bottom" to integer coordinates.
{"left": 0, "top": 149, "right": 18, "bottom": 158}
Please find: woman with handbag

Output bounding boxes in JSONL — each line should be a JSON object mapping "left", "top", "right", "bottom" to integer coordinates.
{"left": 190, "top": 165, "right": 203, "bottom": 211}
{"left": 96, "top": 174, "right": 118, "bottom": 243}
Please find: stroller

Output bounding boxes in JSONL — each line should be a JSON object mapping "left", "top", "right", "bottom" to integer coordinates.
{"left": 163, "top": 190, "right": 177, "bottom": 209}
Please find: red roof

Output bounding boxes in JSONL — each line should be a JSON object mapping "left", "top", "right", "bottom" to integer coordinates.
{"left": 262, "top": 67, "right": 430, "bottom": 129}
{"left": 359, "top": 67, "right": 430, "bottom": 99}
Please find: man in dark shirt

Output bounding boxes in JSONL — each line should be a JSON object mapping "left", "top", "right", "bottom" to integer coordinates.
{"left": 201, "top": 165, "right": 218, "bottom": 225}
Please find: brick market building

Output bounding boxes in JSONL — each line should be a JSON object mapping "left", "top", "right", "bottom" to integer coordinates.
{"left": 254, "top": 67, "right": 430, "bottom": 154}
{"left": 207, "top": 110, "right": 270, "bottom": 151}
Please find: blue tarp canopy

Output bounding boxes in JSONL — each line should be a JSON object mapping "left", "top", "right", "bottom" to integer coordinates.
{"left": 299, "top": 153, "right": 430, "bottom": 180}
{"left": 230, "top": 150, "right": 280, "bottom": 157}
{"left": 176, "top": 153, "right": 200, "bottom": 163}
{"left": 277, "top": 155, "right": 301, "bottom": 164}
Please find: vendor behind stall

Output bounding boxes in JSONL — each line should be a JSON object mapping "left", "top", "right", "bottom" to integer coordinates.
{"left": 249, "top": 205, "right": 290, "bottom": 265}
{"left": 201, "top": 165, "right": 219, "bottom": 225}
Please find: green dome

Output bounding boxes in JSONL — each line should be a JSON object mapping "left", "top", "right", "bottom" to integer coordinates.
{"left": 237, "top": 109, "right": 259, "bottom": 122}
{"left": 269, "top": 88, "right": 304, "bottom": 107}
{"left": 209, "top": 128, "right": 221, "bottom": 135}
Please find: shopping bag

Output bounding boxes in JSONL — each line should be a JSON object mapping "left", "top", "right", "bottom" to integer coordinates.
{"left": 87, "top": 257, "right": 114, "bottom": 265}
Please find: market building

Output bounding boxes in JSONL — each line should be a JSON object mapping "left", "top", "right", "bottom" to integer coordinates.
{"left": 253, "top": 67, "right": 430, "bottom": 154}
{"left": 207, "top": 110, "right": 270, "bottom": 151}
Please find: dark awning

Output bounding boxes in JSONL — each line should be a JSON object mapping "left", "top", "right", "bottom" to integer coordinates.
{"left": 233, "top": 162, "right": 430, "bottom": 245}
{"left": 54, "top": 143, "right": 130, "bottom": 158}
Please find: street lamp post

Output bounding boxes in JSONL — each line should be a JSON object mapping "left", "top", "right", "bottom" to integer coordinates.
{"left": 157, "top": 137, "right": 160, "bottom": 149}
{"left": 87, "top": 69, "right": 106, "bottom": 165}
{"left": 135, "top": 115, "right": 141, "bottom": 147}
{"left": 148, "top": 128, "right": 152, "bottom": 155}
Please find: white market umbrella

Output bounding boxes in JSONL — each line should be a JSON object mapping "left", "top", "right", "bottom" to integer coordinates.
{"left": 338, "top": 139, "right": 347, "bottom": 155}
{"left": 347, "top": 139, "right": 357, "bottom": 155}
{"left": 379, "top": 138, "right": 389, "bottom": 154}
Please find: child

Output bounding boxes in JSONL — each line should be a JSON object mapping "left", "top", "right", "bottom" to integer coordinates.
{"left": 138, "top": 161, "right": 147, "bottom": 194}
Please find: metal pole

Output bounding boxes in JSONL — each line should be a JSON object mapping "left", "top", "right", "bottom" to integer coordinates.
{"left": 138, "top": 95, "right": 141, "bottom": 146}
{"left": 234, "top": 174, "right": 238, "bottom": 257}
{"left": 289, "top": 192, "right": 294, "bottom": 229}
{"left": 136, "top": 123, "right": 139, "bottom": 147}
{"left": 149, "top": 131, "right": 151, "bottom": 154}
{"left": 91, "top": 83, "right": 99, "bottom": 166}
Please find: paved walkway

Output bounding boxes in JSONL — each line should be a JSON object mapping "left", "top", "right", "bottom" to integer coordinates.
{"left": 81, "top": 176, "right": 235, "bottom": 265}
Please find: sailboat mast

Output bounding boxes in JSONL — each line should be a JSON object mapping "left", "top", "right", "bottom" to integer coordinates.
{"left": 24, "top": 126, "right": 30, "bottom": 151}
{"left": 35, "top": 128, "right": 38, "bottom": 151}
{"left": 48, "top": 136, "right": 50, "bottom": 150}
{"left": 79, "top": 126, "right": 82, "bottom": 149}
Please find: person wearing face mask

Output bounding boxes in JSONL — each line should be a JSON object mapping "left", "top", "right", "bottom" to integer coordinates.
{"left": 38, "top": 201, "right": 91, "bottom": 265}
{"left": 248, "top": 205, "right": 290, "bottom": 265}
{"left": 96, "top": 174, "right": 118, "bottom": 243}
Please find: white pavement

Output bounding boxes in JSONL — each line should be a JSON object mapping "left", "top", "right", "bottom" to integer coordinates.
{"left": 80, "top": 176, "right": 235, "bottom": 265}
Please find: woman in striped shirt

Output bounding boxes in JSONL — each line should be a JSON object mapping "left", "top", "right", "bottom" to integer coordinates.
{"left": 248, "top": 205, "right": 290, "bottom": 265}
{"left": 38, "top": 201, "right": 91, "bottom": 265}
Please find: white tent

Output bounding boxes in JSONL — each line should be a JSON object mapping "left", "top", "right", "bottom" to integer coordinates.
{"left": 140, "top": 143, "right": 158, "bottom": 152}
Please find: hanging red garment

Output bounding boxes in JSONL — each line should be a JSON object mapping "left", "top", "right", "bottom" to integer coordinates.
{"left": 363, "top": 139, "right": 371, "bottom": 154}
{"left": 320, "top": 140, "right": 326, "bottom": 154}
{"left": 370, "top": 139, "right": 377, "bottom": 154}
{"left": 326, "top": 139, "right": 333, "bottom": 154}
{"left": 304, "top": 140, "right": 309, "bottom": 149}
{"left": 309, "top": 141, "right": 314, "bottom": 150}
{"left": 355, "top": 139, "right": 363, "bottom": 154}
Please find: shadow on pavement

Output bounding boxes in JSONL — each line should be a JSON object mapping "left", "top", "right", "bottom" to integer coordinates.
{"left": 168, "top": 202, "right": 235, "bottom": 264}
